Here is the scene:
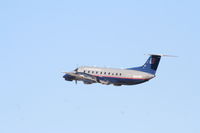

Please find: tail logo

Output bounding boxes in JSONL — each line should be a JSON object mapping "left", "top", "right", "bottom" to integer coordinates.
{"left": 150, "top": 58, "right": 156, "bottom": 64}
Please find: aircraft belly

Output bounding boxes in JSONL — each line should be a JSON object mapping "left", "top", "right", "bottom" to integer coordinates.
{"left": 118, "top": 78, "right": 148, "bottom": 85}
{"left": 101, "top": 76, "right": 148, "bottom": 85}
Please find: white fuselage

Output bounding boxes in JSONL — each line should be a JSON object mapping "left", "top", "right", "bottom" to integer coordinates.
{"left": 77, "top": 66, "right": 155, "bottom": 81}
{"left": 63, "top": 54, "right": 164, "bottom": 86}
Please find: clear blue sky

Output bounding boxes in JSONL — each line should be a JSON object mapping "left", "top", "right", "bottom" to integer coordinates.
{"left": 0, "top": 0, "right": 200, "bottom": 133}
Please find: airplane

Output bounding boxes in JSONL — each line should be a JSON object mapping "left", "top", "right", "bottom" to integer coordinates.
{"left": 63, "top": 54, "right": 173, "bottom": 86}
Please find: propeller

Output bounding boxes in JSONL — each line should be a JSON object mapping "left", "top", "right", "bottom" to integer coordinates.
{"left": 74, "top": 68, "right": 78, "bottom": 84}
{"left": 74, "top": 68, "right": 78, "bottom": 73}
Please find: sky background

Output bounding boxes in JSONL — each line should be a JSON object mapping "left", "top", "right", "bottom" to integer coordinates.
{"left": 0, "top": 0, "right": 200, "bottom": 133}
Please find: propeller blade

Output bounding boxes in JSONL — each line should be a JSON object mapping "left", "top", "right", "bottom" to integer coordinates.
{"left": 74, "top": 68, "right": 78, "bottom": 73}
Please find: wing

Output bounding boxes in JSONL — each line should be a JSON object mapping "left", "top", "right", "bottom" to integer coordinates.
{"left": 63, "top": 72, "right": 98, "bottom": 84}
{"left": 63, "top": 72, "right": 118, "bottom": 85}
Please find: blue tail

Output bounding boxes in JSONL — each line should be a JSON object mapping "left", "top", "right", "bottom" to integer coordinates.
{"left": 128, "top": 55, "right": 161, "bottom": 75}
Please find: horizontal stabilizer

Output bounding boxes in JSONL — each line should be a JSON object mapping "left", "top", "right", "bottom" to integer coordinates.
{"left": 145, "top": 54, "right": 178, "bottom": 57}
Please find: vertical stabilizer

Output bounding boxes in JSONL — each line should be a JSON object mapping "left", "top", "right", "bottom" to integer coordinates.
{"left": 128, "top": 55, "right": 162, "bottom": 75}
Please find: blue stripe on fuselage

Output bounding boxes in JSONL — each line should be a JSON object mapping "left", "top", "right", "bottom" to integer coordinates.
{"left": 96, "top": 75, "right": 149, "bottom": 85}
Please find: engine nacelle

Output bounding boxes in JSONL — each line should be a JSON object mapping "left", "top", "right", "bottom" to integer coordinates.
{"left": 83, "top": 81, "right": 93, "bottom": 84}
{"left": 63, "top": 74, "right": 75, "bottom": 81}
{"left": 98, "top": 80, "right": 110, "bottom": 85}
{"left": 96, "top": 77, "right": 111, "bottom": 85}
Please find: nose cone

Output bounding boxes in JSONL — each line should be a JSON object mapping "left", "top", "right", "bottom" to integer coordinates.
{"left": 63, "top": 74, "right": 74, "bottom": 81}
{"left": 63, "top": 74, "right": 68, "bottom": 79}
{"left": 63, "top": 74, "right": 67, "bottom": 78}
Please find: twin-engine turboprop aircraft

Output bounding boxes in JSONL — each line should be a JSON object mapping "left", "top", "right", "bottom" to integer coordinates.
{"left": 63, "top": 54, "right": 172, "bottom": 86}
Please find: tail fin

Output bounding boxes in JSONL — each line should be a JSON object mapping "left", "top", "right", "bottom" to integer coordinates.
{"left": 128, "top": 54, "right": 162, "bottom": 75}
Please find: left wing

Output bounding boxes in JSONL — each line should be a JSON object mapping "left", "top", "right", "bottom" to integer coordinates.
{"left": 63, "top": 72, "right": 98, "bottom": 84}
{"left": 63, "top": 72, "right": 117, "bottom": 85}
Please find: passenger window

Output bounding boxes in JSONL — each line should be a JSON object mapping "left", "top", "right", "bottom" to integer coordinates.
{"left": 92, "top": 71, "right": 94, "bottom": 74}
{"left": 119, "top": 73, "right": 122, "bottom": 76}
{"left": 112, "top": 73, "right": 114, "bottom": 75}
{"left": 83, "top": 70, "right": 86, "bottom": 73}
{"left": 88, "top": 71, "right": 90, "bottom": 73}
{"left": 96, "top": 71, "right": 98, "bottom": 74}
{"left": 104, "top": 72, "right": 106, "bottom": 75}
{"left": 100, "top": 72, "right": 102, "bottom": 74}
{"left": 108, "top": 72, "right": 110, "bottom": 75}
{"left": 116, "top": 73, "right": 118, "bottom": 76}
